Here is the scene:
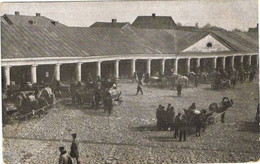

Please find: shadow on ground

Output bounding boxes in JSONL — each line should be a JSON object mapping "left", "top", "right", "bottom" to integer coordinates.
{"left": 238, "top": 121, "right": 259, "bottom": 133}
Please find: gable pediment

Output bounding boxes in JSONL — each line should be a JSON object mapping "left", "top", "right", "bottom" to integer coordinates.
{"left": 182, "top": 34, "right": 233, "bottom": 53}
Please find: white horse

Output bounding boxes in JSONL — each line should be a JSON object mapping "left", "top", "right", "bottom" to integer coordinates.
{"left": 176, "top": 75, "right": 189, "bottom": 88}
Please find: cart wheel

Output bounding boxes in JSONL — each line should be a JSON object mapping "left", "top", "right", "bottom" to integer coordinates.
{"left": 10, "top": 112, "right": 21, "bottom": 120}
{"left": 207, "top": 117, "right": 214, "bottom": 124}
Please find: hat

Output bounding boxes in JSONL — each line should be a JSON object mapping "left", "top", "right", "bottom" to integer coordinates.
{"left": 59, "top": 146, "right": 65, "bottom": 152}
{"left": 72, "top": 133, "right": 77, "bottom": 138}
{"left": 168, "top": 104, "right": 171, "bottom": 106}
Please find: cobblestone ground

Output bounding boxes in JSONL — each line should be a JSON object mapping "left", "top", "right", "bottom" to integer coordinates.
{"left": 3, "top": 79, "right": 260, "bottom": 163}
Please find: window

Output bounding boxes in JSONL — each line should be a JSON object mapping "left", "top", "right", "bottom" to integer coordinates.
{"left": 207, "top": 42, "right": 212, "bottom": 48}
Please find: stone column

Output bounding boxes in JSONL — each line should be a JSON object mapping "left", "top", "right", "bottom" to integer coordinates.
{"left": 131, "top": 59, "right": 136, "bottom": 76}
{"left": 146, "top": 59, "right": 151, "bottom": 75}
{"left": 54, "top": 64, "right": 61, "bottom": 81}
{"left": 76, "top": 63, "right": 82, "bottom": 82}
{"left": 161, "top": 59, "right": 166, "bottom": 75}
{"left": 174, "top": 58, "right": 178, "bottom": 74}
{"left": 248, "top": 55, "right": 252, "bottom": 66}
{"left": 187, "top": 58, "right": 191, "bottom": 74}
{"left": 4, "top": 66, "right": 11, "bottom": 87}
{"left": 114, "top": 60, "right": 119, "bottom": 79}
{"left": 97, "top": 61, "right": 102, "bottom": 78}
{"left": 31, "top": 65, "right": 37, "bottom": 84}
{"left": 213, "top": 57, "right": 217, "bottom": 70}
{"left": 196, "top": 58, "right": 200, "bottom": 68}
{"left": 240, "top": 55, "right": 244, "bottom": 64}
{"left": 222, "top": 57, "right": 226, "bottom": 69}
{"left": 231, "top": 56, "right": 235, "bottom": 69}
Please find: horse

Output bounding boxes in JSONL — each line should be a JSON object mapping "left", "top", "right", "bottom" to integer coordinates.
{"left": 176, "top": 75, "right": 189, "bottom": 88}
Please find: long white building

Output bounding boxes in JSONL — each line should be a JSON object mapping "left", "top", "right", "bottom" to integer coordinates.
{"left": 1, "top": 12, "right": 258, "bottom": 87}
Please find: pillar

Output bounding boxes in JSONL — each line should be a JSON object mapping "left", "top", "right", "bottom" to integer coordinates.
{"left": 146, "top": 59, "right": 151, "bottom": 75}
{"left": 231, "top": 56, "right": 235, "bottom": 69}
{"left": 131, "top": 59, "right": 136, "bottom": 76}
{"left": 256, "top": 55, "right": 259, "bottom": 66}
{"left": 114, "top": 60, "right": 119, "bottom": 79}
{"left": 161, "top": 59, "right": 166, "bottom": 75}
{"left": 187, "top": 58, "right": 191, "bottom": 74}
{"left": 97, "top": 61, "right": 101, "bottom": 78}
{"left": 213, "top": 57, "right": 217, "bottom": 70}
{"left": 54, "top": 64, "right": 61, "bottom": 81}
{"left": 196, "top": 58, "right": 200, "bottom": 68}
{"left": 222, "top": 57, "right": 226, "bottom": 69}
{"left": 76, "top": 63, "right": 82, "bottom": 82}
{"left": 248, "top": 55, "right": 252, "bottom": 66}
{"left": 31, "top": 65, "right": 37, "bottom": 84}
{"left": 240, "top": 55, "right": 244, "bottom": 64}
{"left": 4, "top": 66, "right": 11, "bottom": 87}
{"left": 174, "top": 58, "right": 178, "bottom": 73}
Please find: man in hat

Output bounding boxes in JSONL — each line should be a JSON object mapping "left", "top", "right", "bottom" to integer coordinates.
{"left": 59, "top": 146, "right": 72, "bottom": 164}
{"left": 179, "top": 115, "right": 187, "bottom": 142}
{"left": 70, "top": 133, "right": 80, "bottom": 164}
{"left": 174, "top": 113, "right": 182, "bottom": 139}
{"left": 176, "top": 82, "right": 182, "bottom": 97}
{"left": 136, "top": 80, "right": 143, "bottom": 95}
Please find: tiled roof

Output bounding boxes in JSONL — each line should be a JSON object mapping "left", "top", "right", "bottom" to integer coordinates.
{"left": 1, "top": 14, "right": 66, "bottom": 27}
{"left": 90, "top": 22, "right": 130, "bottom": 28}
{"left": 132, "top": 15, "right": 177, "bottom": 29}
{"left": 1, "top": 16, "right": 258, "bottom": 59}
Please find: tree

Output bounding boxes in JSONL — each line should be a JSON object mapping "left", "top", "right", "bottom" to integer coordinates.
{"left": 176, "top": 22, "right": 182, "bottom": 26}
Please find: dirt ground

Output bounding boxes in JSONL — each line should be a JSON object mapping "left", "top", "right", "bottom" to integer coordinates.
{"left": 3, "top": 78, "right": 260, "bottom": 164}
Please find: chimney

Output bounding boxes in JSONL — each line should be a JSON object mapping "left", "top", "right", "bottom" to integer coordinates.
{"left": 29, "top": 20, "right": 36, "bottom": 25}
{"left": 15, "top": 11, "right": 20, "bottom": 16}
{"left": 36, "top": 13, "right": 41, "bottom": 16}
{"left": 152, "top": 13, "right": 156, "bottom": 18}
{"left": 51, "top": 21, "right": 59, "bottom": 26}
{"left": 112, "top": 19, "right": 117, "bottom": 23}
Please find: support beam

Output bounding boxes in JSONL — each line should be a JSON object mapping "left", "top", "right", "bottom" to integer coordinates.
{"left": 31, "top": 65, "right": 37, "bottom": 84}
{"left": 222, "top": 57, "right": 226, "bottom": 69}
{"left": 213, "top": 57, "right": 217, "bottom": 70}
{"left": 174, "top": 58, "right": 178, "bottom": 74}
{"left": 54, "top": 64, "right": 61, "bottom": 81}
{"left": 4, "top": 66, "right": 11, "bottom": 87}
{"left": 114, "top": 60, "right": 119, "bottom": 79}
{"left": 76, "top": 63, "right": 82, "bottom": 82}
{"left": 231, "top": 56, "right": 235, "bottom": 69}
{"left": 187, "top": 58, "right": 191, "bottom": 74}
{"left": 240, "top": 55, "right": 244, "bottom": 64}
{"left": 96, "top": 61, "right": 101, "bottom": 78}
{"left": 131, "top": 59, "right": 136, "bottom": 77}
{"left": 161, "top": 59, "right": 166, "bottom": 75}
{"left": 196, "top": 58, "right": 200, "bottom": 68}
{"left": 146, "top": 59, "right": 151, "bottom": 75}
{"left": 248, "top": 55, "right": 252, "bottom": 66}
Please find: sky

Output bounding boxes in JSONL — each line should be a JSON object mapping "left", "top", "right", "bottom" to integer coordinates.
{"left": 0, "top": 0, "right": 258, "bottom": 31}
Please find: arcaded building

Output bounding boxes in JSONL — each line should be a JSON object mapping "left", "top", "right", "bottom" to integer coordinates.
{"left": 1, "top": 12, "right": 258, "bottom": 87}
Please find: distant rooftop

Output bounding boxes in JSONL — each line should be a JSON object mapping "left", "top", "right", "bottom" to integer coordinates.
{"left": 90, "top": 19, "right": 131, "bottom": 29}
{"left": 248, "top": 24, "right": 258, "bottom": 32}
{"left": 1, "top": 11, "right": 66, "bottom": 27}
{"left": 132, "top": 13, "right": 177, "bottom": 29}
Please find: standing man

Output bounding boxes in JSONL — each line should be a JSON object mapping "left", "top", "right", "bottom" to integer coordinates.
{"left": 136, "top": 80, "right": 143, "bottom": 95}
{"left": 70, "top": 133, "right": 80, "bottom": 164}
{"left": 174, "top": 113, "right": 182, "bottom": 139}
{"left": 179, "top": 115, "right": 187, "bottom": 142}
{"left": 176, "top": 83, "right": 182, "bottom": 97}
{"left": 104, "top": 91, "right": 113, "bottom": 116}
{"left": 59, "top": 147, "right": 72, "bottom": 164}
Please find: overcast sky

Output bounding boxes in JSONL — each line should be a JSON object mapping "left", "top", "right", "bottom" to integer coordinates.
{"left": 0, "top": 0, "right": 258, "bottom": 31}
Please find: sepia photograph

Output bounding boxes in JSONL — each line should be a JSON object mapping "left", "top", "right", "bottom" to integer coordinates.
{"left": 1, "top": 0, "right": 259, "bottom": 163}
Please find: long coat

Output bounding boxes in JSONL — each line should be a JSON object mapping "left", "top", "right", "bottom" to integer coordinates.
{"left": 70, "top": 140, "right": 79, "bottom": 159}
